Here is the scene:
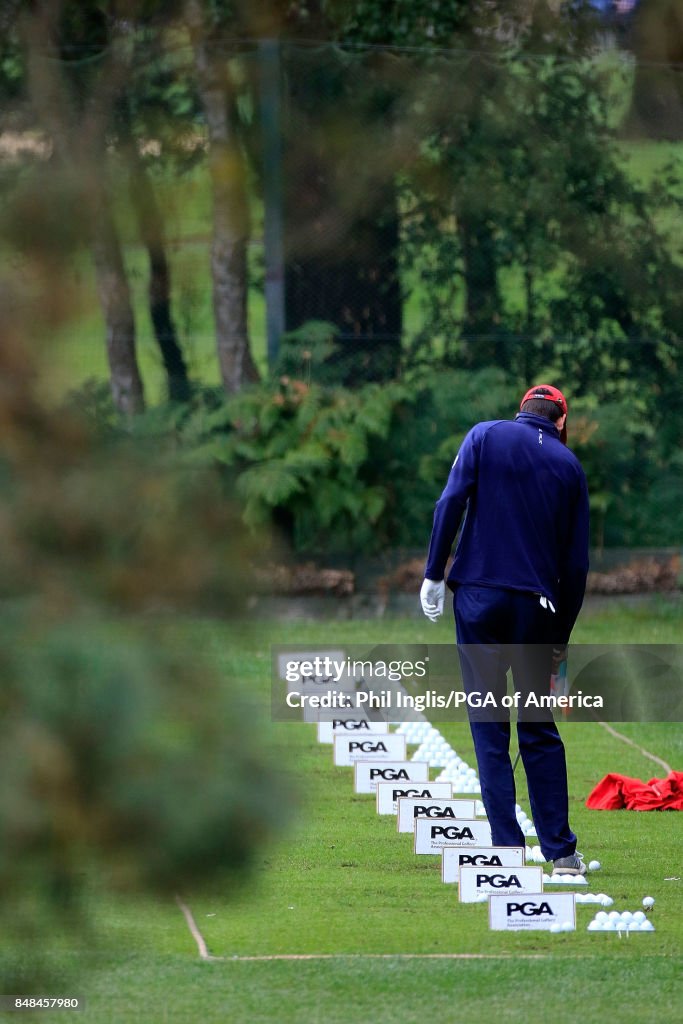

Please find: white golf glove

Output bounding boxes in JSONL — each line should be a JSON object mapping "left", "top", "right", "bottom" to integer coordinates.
{"left": 420, "top": 578, "right": 445, "bottom": 622}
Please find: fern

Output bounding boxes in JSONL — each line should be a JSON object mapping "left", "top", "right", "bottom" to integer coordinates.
{"left": 282, "top": 444, "right": 330, "bottom": 474}
{"left": 237, "top": 461, "right": 305, "bottom": 506}
{"left": 170, "top": 374, "right": 424, "bottom": 552}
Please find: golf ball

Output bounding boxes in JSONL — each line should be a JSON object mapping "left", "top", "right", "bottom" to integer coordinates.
{"left": 595, "top": 911, "right": 608, "bottom": 923}
{"left": 642, "top": 897, "right": 655, "bottom": 909}
{"left": 633, "top": 911, "right": 646, "bottom": 923}
{"left": 561, "top": 922, "right": 573, "bottom": 932}
{"left": 588, "top": 860, "right": 601, "bottom": 871}
{"left": 549, "top": 922, "right": 562, "bottom": 933}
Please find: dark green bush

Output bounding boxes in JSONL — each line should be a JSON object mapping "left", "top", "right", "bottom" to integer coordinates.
{"left": 166, "top": 367, "right": 520, "bottom": 555}
{"left": 81, "top": 365, "right": 683, "bottom": 558}
{"left": 165, "top": 368, "right": 683, "bottom": 557}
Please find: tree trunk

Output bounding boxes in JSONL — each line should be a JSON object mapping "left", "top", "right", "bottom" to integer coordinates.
{"left": 126, "top": 145, "right": 190, "bottom": 402}
{"left": 90, "top": 196, "right": 145, "bottom": 416}
{"left": 22, "top": 2, "right": 144, "bottom": 416}
{"left": 185, "top": 1, "right": 258, "bottom": 394}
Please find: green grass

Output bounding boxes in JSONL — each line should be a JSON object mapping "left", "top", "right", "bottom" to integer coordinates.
{"left": 50, "top": 599, "right": 682, "bottom": 1023}
{"left": 79, "top": 953, "right": 681, "bottom": 1024}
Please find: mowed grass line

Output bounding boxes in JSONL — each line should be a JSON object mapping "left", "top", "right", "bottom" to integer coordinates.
{"left": 78, "top": 605, "right": 681, "bottom": 1022}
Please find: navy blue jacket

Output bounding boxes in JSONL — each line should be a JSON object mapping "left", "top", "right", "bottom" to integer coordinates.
{"left": 425, "top": 412, "right": 590, "bottom": 644}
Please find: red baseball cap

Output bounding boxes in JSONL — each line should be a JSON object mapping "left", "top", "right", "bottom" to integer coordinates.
{"left": 520, "top": 384, "right": 568, "bottom": 444}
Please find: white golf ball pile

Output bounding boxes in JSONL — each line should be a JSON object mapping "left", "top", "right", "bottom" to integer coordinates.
{"left": 410, "top": 728, "right": 457, "bottom": 768}
{"left": 549, "top": 922, "right": 575, "bottom": 932}
{"left": 395, "top": 720, "right": 432, "bottom": 744}
{"left": 587, "top": 909, "right": 654, "bottom": 932}
{"left": 525, "top": 844, "right": 546, "bottom": 863}
{"left": 515, "top": 806, "right": 538, "bottom": 838}
{"left": 435, "top": 759, "right": 481, "bottom": 792}
{"left": 575, "top": 893, "right": 613, "bottom": 906}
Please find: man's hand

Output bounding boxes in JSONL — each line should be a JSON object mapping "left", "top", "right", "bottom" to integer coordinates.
{"left": 420, "top": 578, "right": 445, "bottom": 622}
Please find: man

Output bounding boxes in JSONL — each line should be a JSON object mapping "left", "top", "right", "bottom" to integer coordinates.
{"left": 420, "top": 385, "right": 590, "bottom": 875}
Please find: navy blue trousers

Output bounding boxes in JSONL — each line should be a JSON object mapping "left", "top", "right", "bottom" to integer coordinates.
{"left": 454, "top": 585, "right": 577, "bottom": 862}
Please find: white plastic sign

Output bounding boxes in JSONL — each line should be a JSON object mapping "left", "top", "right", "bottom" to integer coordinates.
{"left": 414, "top": 817, "right": 492, "bottom": 855}
{"left": 376, "top": 781, "right": 452, "bottom": 815}
{"left": 442, "top": 847, "right": 525, "bottom": 884}
{"left": 277, "top": 650, "right": 351, "bottom": 692}
{"left": 488, "top": 893, "right": 576, "bottom": 931}
{"left": 334, "top": 733, "right": 406, "bottom": 767}
{"left": 459, "top": 865, "right": 543, "bottom": 903}
{"left": 355, "top": 760, "right": 429, "bottom": 795}
{"left": 317, "top": 718, "right": 389, "bottom": 743}
{"left": 396, "top": 798, "right": 476, "bottom": 834}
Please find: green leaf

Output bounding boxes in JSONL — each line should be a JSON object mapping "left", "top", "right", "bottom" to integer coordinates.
{"left": 236, "top": 461, "right": 304, "bottom": 507}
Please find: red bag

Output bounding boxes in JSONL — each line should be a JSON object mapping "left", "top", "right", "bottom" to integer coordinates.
{"left": 586, "top": 771, "right": 683, "bottom": 811}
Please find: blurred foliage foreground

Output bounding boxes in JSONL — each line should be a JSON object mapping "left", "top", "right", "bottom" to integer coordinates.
{"left": 0, "top": 323, "right": 292, "bottom": 990}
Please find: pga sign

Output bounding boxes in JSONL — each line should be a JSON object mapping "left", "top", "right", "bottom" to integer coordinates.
{"left": 489, "top": 893, "right": 576, "bottom": 931}
{"left": 317, "top": 717, "right": 389, "bottom": 744}
{"left": 355, "top": 760, "right": 429, "bottom": 795}
{"left": 276, "top": 649, "right": 351, "bottom": 692}
{"left": 396, "top": 798, "right": 476, "bottom": 834}
{"left": 442, "top": 846, "right": 525, "bottom": 884}
{"left": 414, "top": 817, "right": 492, "bottom": 855}
{"left": 276, "top": 649, "right": 353, "bottom": 721}
{"left": 458, "top": 865, "right": 543, "bottom": 903}
{"left": 334, "top": 733, "right": 406, "bottom": 767}
{"left": 376, "top": 782, "right": 452, "bottom": 815}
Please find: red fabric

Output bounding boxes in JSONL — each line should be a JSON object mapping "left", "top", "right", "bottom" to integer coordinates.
{"left": 586, "top": 771, "right": 683, "bottom": 811}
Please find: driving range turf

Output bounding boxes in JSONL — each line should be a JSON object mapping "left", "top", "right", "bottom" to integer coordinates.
{"left": 58, "top": 600, "right": 683, "bottom": 1021}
